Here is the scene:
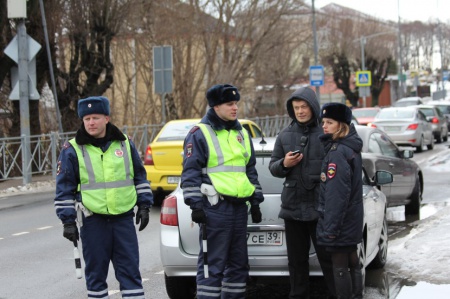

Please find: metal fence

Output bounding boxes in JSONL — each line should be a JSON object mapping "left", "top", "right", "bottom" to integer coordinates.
{"left": 0, "top": 115, "right": 291, "bottom": 182}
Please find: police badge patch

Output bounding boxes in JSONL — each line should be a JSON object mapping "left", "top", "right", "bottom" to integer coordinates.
{"left": 327, "top": 163, "right": 336, "bottom": 179}
{"left": 115, "top": 149, "right": 124, "bottom": 157}
{"left": 186, "top": 143, "right": 193, "bottom": 158}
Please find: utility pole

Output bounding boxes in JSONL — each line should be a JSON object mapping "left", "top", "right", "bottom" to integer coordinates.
{"left": 312, "top": 0, "right": 320, "bottom": 101}
{"left": 397, "top": 0, "right": 404, "bottom": 99}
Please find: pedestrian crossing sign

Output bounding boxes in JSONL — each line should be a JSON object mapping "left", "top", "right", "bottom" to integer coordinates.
{"left": 356, "top": 71, "right": 371, "bottom": 87}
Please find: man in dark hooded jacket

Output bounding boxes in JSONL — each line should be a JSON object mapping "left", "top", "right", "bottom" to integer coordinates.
{"left": 269, "top": 87, "right": 335, "bottom": 299}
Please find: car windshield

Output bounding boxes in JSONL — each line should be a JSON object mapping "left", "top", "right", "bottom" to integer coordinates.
{"left": 377, "top": 109, "right": 414, "bottom": 119}
{"left": 352, "top": 109, "right": 379, "bottom": 117}
{"left": 157, "top": 121, "right": 197, "bottom": 141}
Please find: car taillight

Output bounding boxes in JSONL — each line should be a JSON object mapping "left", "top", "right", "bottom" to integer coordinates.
{"left": 369, "top": 123, "right": 377, "bottom": 128}
{"left": 160, "top": 194, "right": 178, "bottom": 226}
{"left": 407, "top": 123, "right": 418, "bottom": 130}
{"left": 143, "top": 145, "right": 154, "bottom": 165}
{"left": 431, "top": 117, "right": 439, "bottom": 124}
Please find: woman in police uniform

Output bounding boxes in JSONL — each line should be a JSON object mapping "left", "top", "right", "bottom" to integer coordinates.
{"left": 316, "top": 102, "right": 364, "bottom": 299}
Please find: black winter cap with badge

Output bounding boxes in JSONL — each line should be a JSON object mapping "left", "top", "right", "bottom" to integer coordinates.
{"left": 206, "top": 84, "right": 241, "bottom": 107}
{"left": 320, "top": 102, "right": 353, "bottom": 125}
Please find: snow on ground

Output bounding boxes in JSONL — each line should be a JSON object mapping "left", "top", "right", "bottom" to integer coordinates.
{"left": 387, "top": 203, "right": 450, "bottom": 284}
{"left": 0, "top": 179, "right": 55, "bottom": 197}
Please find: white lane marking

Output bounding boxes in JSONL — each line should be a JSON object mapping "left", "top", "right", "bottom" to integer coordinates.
{"left": 155, "top": 270, "right": 164, "bottom": 274}
{"left": 13, "top": 232, "right": 29, "bottom": 236}
{"left": 37, "top": 226, "right": 53, "bottom": 230}
{"left": 108, "top": 290, "right": 120, "bottom": 295}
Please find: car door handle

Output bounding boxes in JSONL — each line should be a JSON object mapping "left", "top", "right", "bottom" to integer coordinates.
{"left": 389, "top": 163, "right": 394, "bottom": 167}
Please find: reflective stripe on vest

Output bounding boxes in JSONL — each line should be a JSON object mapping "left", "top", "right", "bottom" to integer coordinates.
{"left": 69, "top": 137, "right": 137, "bottom": 215}
{"left": 197, "top": 123, "right": 255, "bottom": 198}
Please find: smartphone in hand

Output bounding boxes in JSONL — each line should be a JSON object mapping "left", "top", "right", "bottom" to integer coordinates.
{"left": 291, "top": 149, "right": 301, "bottom": 155}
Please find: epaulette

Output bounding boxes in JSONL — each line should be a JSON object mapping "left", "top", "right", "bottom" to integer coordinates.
{"left": 189, "top": 126, "right": 200, "bottom": 133}
{"left": 62, "top": 141, "right": 72, "bottom": 150}
{"left": 330, "top": 143, "right": 339, "bottom": 151}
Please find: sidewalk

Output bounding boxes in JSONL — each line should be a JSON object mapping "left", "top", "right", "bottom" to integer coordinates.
{"left": 0, "top": 174, "right": 55, "bottom": 198}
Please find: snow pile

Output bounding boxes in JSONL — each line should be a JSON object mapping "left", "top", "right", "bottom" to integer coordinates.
{"left": 0, "top": 180, "right": 55, "bottom": 197}
{"left": 387, "top": 205, "right": 450, "bottom": 284}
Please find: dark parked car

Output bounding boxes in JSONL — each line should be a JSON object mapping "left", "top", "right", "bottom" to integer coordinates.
{"left": 355, "top": 125, "right": 423, "bottom": 215}
{"left": 414, "top": 105, "right": 448, "bottom": 143}
{"left": 159, "top": 137, "right": 393, "bottom": 299}
{"left": 427, "top": 101, "right": 450, "bottom": 131}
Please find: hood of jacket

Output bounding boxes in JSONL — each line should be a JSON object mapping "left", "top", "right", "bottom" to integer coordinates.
{"left": 286, "top": 87, "right": 321, "bottom": 128}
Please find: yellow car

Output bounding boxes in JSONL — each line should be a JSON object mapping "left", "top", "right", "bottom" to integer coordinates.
{"left": 143, "top": 118, "right": 264, "bottom": 203}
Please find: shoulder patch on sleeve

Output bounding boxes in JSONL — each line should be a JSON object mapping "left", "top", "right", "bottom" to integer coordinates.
{"left": 185, "top": 143, "right": 193, "bottom": 158}
{"left": 330, "top": 143, "right": 339, "bottom": 151}
{"left": 189, "top": 126, "right": 200, "bottom": 133}
{"left": 327, "top": 163, "right": 337, "bottom": 179}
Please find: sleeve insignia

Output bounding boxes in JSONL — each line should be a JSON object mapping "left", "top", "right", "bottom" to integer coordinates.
{"left": 327, "top": 163, "right": 337, "bottom": 179}
{"left": 320, "top": 172, "right": 326, "bottom": 182}
{"left": 186, "top": 143, "right": 193, "bottom": 158}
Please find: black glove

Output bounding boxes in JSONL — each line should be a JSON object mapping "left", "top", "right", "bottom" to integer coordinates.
{"left": 136, "top": 205, "right": 150, "bottom": 231}
{"left": 63, "top": 223, "right": 79, "bottom": 243}
{"left": 250, "top": 205, "right": 262, "bottom": 223}
{"left": 191, "top": 209, "right": 206, "bottom": 224}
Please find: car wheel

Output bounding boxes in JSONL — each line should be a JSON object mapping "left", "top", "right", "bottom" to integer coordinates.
{"left": 368, "top": 214, "right": 388, "bottom": 269}
{"left": 164, "top": 274, "right": 196, "bottom": 299}
{"left": 415, "top": 136, "right": 424, "bottom": 152}
{"left": 405, "top": 175, "right": 421, "bottom": 215}
{"left": 427, "top": 135, "right": 434, "bottom": 150}
{"left": 357, "top": 239, "right": 366, "bottom": 289}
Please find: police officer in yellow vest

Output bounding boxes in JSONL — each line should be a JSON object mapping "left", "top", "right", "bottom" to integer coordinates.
{"left": 181, "top": 84, "right": 264, "bottom": 299}
{"left": 54, "top": 96, "right": 153, "bottom": 299}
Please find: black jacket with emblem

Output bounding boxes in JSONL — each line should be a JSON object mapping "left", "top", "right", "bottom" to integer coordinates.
{"left": 269, "top": 88, "right": 324, "bottom": 221}
{"left": 316, "top": 125, "right": 363, "bottom": 247}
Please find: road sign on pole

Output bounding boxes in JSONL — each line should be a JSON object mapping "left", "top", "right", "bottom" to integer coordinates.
{"left": 309, "top": 65, "right": 324, "bottom": 86}
{"left": 5, "top": 35, "right": 41, "bottom": 100}
{"left": 356, "top": 71, "right": 372, "bottom": 87}
{"left": 153, "top": 46, "right": 173, "bottom": 94}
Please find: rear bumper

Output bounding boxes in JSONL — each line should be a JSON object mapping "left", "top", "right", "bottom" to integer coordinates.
{"left": 160, "top": 225, "right": 323, "bottom": 277}
{"left": 144, "top": 165, "right": 179, "bottom": 192}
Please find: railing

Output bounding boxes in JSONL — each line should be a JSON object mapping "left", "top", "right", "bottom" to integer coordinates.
{"left": 0, "top": 115, "right": 291, "bottom": 182}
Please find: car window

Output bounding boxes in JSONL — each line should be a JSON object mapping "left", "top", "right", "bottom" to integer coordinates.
{"left": 419, "top": 108, "right": 434, "bottom": 117}
{"left": 417, "top": 110, "right": 427, "bottom": 121}
{"left": 367, "top": 133, "right": 383, "bottom": 154}
{"left": 252, "top": 125, "right": 263, "bottom": 138}
{"left": 375, "top": 133, "right": 399, "bottom": 158}
{"left": 242, "top": 124, "right": 263, "bottom": 138}
{"left": 157, "top": 121, "right": 197, "bottom": 141}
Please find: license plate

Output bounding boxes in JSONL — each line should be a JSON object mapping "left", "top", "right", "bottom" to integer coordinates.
{"left": 383, "top": 126, "right": 401, "bottom": 132}
{"left": 247, "top": 231, "right": 283, "bottom": 246}
{"left": 167, "top": 176, "right": 180, "bottom": 184}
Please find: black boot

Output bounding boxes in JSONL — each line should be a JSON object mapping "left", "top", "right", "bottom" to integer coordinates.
{"left": 350, "top": 267, "right": 363, "bottom": 299}
{"left": 333, "top": 267, "right": 352, "bottom": 299}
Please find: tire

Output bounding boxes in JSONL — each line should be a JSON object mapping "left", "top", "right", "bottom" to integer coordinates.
{"left": 415, "top": 136, "right": 424, "bottom": 152}
{"left": 357, "top": 238, "right": 366, "bottom": 289}
{"left": 427, "top": 135, "right": 434, "bottom": 150}
{"left": 368, "top": 214, "right": 388, "bottom": 269}
{"left": 164, "top": 274, "right": 196, "bottom": 299}
{"left": 436, "top": 131, "right": 443, "bottom": 143}
{"left": 405, "top": 175, "right": 421, "bottom": 215}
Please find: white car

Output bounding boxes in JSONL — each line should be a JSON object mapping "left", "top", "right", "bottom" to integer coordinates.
{"left": 159, "top": 137, "right": 393, "bottom": 298}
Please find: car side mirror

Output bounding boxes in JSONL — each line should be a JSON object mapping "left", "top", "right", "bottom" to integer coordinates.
{"left": 401, "top": 149, "right": 414, "bottom": 159}
{"left": 374, "top": 170, "right": 393, "bottom": 185}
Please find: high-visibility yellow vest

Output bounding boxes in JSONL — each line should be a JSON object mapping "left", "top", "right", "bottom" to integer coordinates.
{"left": 197, "top": 123, "right": 255, "bottom": 198}
{"left": 69, "top": 138, "right": 137, "bottom": 215}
